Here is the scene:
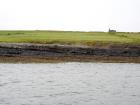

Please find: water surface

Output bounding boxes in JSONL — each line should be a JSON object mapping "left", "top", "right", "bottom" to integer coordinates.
{"left": 0, "top": 63, "right": 140, "bottom": 105}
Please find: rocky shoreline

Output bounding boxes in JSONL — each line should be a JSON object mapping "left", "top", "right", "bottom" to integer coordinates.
{"left": 0, "top": 43, "right": 140, "bottom": 63}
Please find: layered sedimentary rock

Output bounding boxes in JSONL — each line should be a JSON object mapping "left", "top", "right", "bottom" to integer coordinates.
{"left": 0, "top": 43, "right": 139, "bottom": 57}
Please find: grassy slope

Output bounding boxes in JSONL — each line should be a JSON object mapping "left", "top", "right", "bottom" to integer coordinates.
{"left": 0, "top": 30, "right": 140, "bottom": 46}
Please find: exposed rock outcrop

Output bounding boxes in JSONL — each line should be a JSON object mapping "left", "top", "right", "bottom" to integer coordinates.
{"left": 0, "top": 43, "right": 139, "bottom": 57}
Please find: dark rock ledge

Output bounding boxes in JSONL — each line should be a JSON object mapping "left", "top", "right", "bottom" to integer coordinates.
{"left": 0, "top": 43, "right": 140, "bottom": 57}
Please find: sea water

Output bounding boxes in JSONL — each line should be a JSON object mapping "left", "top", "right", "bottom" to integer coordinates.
{"left": 0, "top": 63, "right": 140, "bottom": 105}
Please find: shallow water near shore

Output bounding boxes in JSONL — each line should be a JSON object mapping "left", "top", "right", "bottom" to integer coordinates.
{"left": 0, "top": 63, "right": 140, "bottom": 105}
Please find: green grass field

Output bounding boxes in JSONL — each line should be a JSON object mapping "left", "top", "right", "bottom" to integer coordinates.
{"left": 0, "top": 30, "right": 140, "bottom": 46}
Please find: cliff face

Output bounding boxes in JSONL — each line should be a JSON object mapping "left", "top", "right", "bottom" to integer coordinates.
{"left": 0, "top": 43, "right": 140, "bottom": 57}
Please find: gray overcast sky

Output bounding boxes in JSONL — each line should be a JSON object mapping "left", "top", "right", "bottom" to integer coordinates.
{"left": 0, "top": 0, "right": 140, "bottom": 32}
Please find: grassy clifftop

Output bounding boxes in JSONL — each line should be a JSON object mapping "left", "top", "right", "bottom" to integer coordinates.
{"left": 0, "top": 30, "right": 140, "bottom": 46}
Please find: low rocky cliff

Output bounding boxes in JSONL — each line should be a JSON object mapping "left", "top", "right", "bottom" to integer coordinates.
{"left": 0, "top": 43, "right": 140, "bottom": 57}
